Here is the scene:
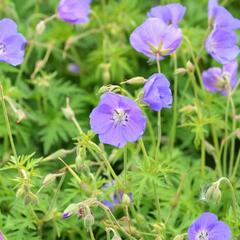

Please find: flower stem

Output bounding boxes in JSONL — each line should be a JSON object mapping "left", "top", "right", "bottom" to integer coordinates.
{"left": 0, "top": 84, "right": 17, "bottom": 160}
{"left": 170, "top": 54, "right": 178, "bottom": 150}
{"left": 155, "top": 111, "right": 161, "bottom": 161}
{"left": 218, "top": 177, "right": 239, "bottom": 218}
{"left": 124, "top": 146, "right": 128, "bottom": 187}
{"left": 153, "top": 181, "right": 161, "bottom": 221}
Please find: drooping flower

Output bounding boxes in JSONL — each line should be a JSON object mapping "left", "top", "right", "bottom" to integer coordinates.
{"left": 202, "top": 60, "right": 238, "bottom": 95}
{"left": 0, "top": 18, "right": 26, "bottom": 66}
{"left": 205, "top": 28, "right": 240, "bottom": 64}
{"left": 143, "top": 73, "right": 173, "bottom": 111}
{"left": 147, "top": 3, "right": 186, "bottom": 26}
{"left": 58, "top": 0, "right": 92, "bottom": 25}
{"left": 102, "top": 181, "right": 133, "bottom": 210}
{"left": 130, "top": 18, "right": 182, "bottom": 60}
{"left": 90, "top": 92, "right": 146, "bottom": 148}
{"left": 208, "top": 0, "right": 240, "bottom": 30}
{"left": 188, "top": 212, "right": 231, "bottom": 240}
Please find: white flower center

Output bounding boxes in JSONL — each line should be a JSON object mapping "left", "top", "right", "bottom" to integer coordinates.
{"left": 0, "top": 43, "right": 6, "bottom": 55}
{"left": 197, "top": 230, "right": 209, "bottom": 240}
{"left": 112, "top": 108, "right": 128, "bottom": 125}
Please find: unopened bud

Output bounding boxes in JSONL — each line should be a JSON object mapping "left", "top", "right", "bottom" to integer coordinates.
{"left": 62, "top": 203, "right": 79, "bottom": 219}
{"left": 97, "top": 85, "right": 119, "bottom": 95}
{"left": 206, "top": 182, "right": 221, "bottom": 203}
{"left": 62, "top": 98, "right": 75, "bottom": 120}
{"left": 36, "top": 20, "right": 46, "bottom": 35}
{"left": 16, "top": 186, "right": 25, "bottom": 198}
{"left": 112, "top": 235, "right": 122, "bottom": 240}
{"left": 84, "top": 213, "right": 95, "bottom": 230}
{"left": 204, "top": 141, "right": 215, "bottom": 155}
{"left": 122, "top": 193, "right": 131, "bottom": 206}
{"left": 186, "top": 61, "right": 195, "bottom": 72}
{"left": 24, "top": 192, "right": 39, "bottom": 205}
{"left": 175, "top": 68, "right": 187, "bottom": 75}
{"left": 173, "top": 234, "right": 185, "bottom": 240}
{"left": 42, "top": 173, "right": 64, "bottom": 186}
{"left": 43, "top": 148, "right": 74, "bottom": 161}
{"left": 121, "top": 77, "right": 146, "bottom": 85}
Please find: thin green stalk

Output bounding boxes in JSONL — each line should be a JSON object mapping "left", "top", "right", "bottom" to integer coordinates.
{"left": 89, "top": 228, "right": 96, "bottom": 240}
{"left": 211, "top": 125, "right": 222, "bottom": 176}
{"left": 232, "top": 149, "right": 240, "bottom": 179}
{"left": 170, "top": 54, "right": 178, "bottom": 149}
{"left": 229, "top": 96, "right": 236, "bottom": 176}
{"left": 139, "top": 138, "right": 149, "bottom": 162}
{"left": 218, "top": 177, "right": 239, "bottom": 219}
{"left": 0, "top": 84, "right": 17, "bottom": 160}
{"left": 201, "top": 135, "right": 206, "bottom": 176}
{"left": 124, "top": 146, "right": 127, "bottom": 187}
{"left": 153, "top": 181, "right": 161, "bottom": 221}
{"left": 155, "top": 111, "right": 161, "bottom": 161}
{"left": 223, "top": 94, "right": 231, "bottom": 176}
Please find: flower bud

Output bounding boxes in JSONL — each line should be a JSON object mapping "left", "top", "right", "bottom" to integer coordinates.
{"left": 84, "top": 213, "right": 95, "bottom": 231}
{"left": 206, "top": 182, "right": 221, "bottom": 203}
{"left": 186, "top": 60, "right": 195, "bottom": 72}
{"left": 122, "top": 193, "right": 131, "bottom": 206}
{"left": 16, "top": 185, "right": 26, "bottom": 198}
{"left": 42, "top": 173, "right": 64, "bottom": 186}
{"left": 175, "top": 68, "right": 187, "bottom": 75}
{"left": 24, "top": 192, "right": 39, "bottom": 205}
{"left": 36, "top": 20, "right": 46, "bottom": 35}
{"left": 121, "top": 77, "right": 146, "bottom": 85}
{"left": 61, "top": 98, "right": 75, "bottom": 120}
{"left": 173, "top": 234, "right": 185, "bottom": 240}
{"left": 62, "top": 203, "right": 79, "bottom": 219}
{"left": 112, "top": 235, "right": 122, "bottom": 240}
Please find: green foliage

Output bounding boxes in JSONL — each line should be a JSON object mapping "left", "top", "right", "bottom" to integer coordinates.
{"left": 0, "top": 0, "right": 240, "bottom": 239}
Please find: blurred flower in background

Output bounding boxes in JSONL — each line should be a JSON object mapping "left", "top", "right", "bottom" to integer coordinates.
{"left": 67, "top": 63, "right": 80, "bottom": 74}
{"left": 147, "top": 3, "right": 186, "bottom": 26}
{"left": 58, "top": 0, "right": 92, "bottom": 25}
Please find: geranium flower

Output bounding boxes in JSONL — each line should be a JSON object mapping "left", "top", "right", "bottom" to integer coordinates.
{"left": 188, "top": 212, "right": 231, "bottom": 240}
{"left": 0, "top": 18, "right": 26, "bottom": 66}
{"left": 58, "top": 0, "right": 92, "bottom": 24}
{"left": 143, "top": 73, "right": 172, "bottom": 111}
{"left": 147, "top": 3, "right": 186, "bottom": 26}
{"left": 102, "top": 181, "right": 132, "bottom": 210}
{"left": 90, "top": 92, "right": 146, "bottom": 148}
{"left": 202, "top": 60, "right": 238, "bottom": 95}
{"left": 205, "top": 28, "right": 240, "bottom": 64}
{"left": 130, "top": 18, "right": 182, "bottom": 60}
{"left": 208, "top": 0, "right": 240, "bottom": 30}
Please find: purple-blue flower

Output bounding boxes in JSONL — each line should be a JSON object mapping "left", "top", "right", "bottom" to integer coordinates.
{"left": 188, "top": 212, "right": 231, "bottom": 240}
{"left": 205, "top": 28, "right": 240, "bottom": 64}
{"left": 90, "top": 92, "right": 146, "bottom": 148}
{"left": 130, "top": 18, "right": 182, "bottom": 60}
{"left": 208, "top": 0, "right": 240, "bottom": 30}
{"left": 67, "top": 63, "right": 80, "bottom": 74}
{"left": 202, "top": 60, "right": 238, "bottom": 95}
{"left": 102, "top": 182, "right": 133, "bottom": 210}
{"left": 0, "top": 18, "right": 26, "bottom": 66}
{"left": 143, "top": 73, "right": 173, "bottom": 111}
{"left": 147, "top": 3, "right": 186, "bottom": 26}
{"left": 58, "top": 0, "right": 92, "bottom": 25}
